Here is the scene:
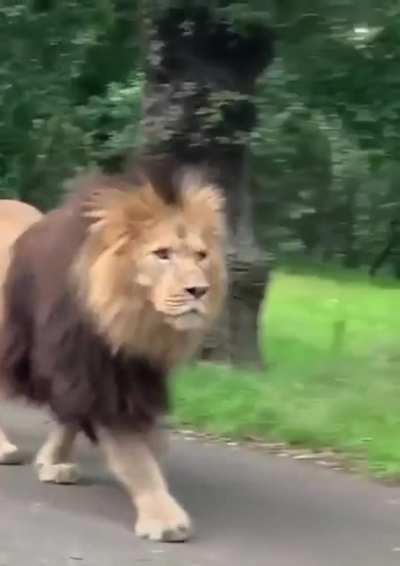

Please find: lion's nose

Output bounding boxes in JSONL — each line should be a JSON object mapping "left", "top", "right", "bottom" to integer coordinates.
{"left": 186, "top": 285, "right": 209, "bottom": 299}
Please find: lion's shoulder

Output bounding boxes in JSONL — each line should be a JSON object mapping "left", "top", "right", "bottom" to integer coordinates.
{"left": 0, "top": 199, "right": 42, "bottom": 252}
{"left": 0, "top": 199, "right": 42, "bottom": 222}
{"left": 0, "top": 200, "right": 43, "bottom": 312}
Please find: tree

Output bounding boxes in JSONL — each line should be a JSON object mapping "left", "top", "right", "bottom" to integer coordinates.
{"left": 2, "top": 0, "right": 400, "bottom": 280}
{"left": 137, "top": 2, "right": 275, "bottom": 367}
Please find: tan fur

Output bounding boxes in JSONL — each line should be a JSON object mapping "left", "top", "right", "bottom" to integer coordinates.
{"left": 0, "top": 199, "right": 43, "bottom": 464}
{"left": 0, "top": 425, "right": 22, "bottom": 464}
{"left": 73, "top": 178, "right": 227, "bottom": 367}
{"left": 99, "top": 426, "right": 192, "bottom": 542}
{"left": 35, "top": 424, "right": 80, "bottom": 484}
{"left": 0, "top": 200, "right": 43, "bottom": 319}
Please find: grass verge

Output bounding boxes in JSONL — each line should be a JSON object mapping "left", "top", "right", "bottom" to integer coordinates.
{"left": 171, "top": 265, "right": 400, "bottom": 480}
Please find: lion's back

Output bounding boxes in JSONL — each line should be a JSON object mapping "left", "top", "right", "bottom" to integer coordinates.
{"left": 0, "top": 200, "right": 43, "bottom": 317}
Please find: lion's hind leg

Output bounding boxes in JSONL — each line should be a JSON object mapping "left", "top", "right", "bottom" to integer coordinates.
{"left": 35, "top": 424, "right": 80, "bottom": 484}
{"left": 0, "top": 425, "right": 24, "bottom": 464}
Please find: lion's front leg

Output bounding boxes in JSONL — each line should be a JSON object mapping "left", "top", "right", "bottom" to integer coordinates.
{"left": 0, "top": 425, "right": 23, "bottom": 464}
{"left": 99, "top": 426, "right": 192, "bottom": 543}
{"left": 35, "top": 423, "right": 80, "bottom": 484}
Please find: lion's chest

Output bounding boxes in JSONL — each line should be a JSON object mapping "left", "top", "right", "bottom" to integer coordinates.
{"left": 104, "top": 307, "right": 204, "bottom": 370}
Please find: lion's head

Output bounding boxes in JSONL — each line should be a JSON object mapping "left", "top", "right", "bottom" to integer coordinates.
{"left": 72, "top": 173, "right": 227, "bottom": 366}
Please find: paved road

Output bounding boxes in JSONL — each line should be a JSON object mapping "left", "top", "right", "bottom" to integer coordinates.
{"left": 1, "top": 403, "right": 400, "bottom": 566}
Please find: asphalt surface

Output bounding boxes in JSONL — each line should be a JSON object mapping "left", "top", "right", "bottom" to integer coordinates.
{"left": 1, "top": 403, "right": 400, "bottom": 566}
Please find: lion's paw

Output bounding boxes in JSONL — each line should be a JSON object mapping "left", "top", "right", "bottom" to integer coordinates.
{"left": 36, "top": 462, "right": 80, "bottom": 485}
{"left": 135, "top": 493, "right": 192, "bottom": 542}
{"left": 0, "top": 443, "right": 24, "bottom": 465}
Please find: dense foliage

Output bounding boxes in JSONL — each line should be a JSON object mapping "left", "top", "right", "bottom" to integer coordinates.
{"left": 0, "top": 0, "right": 141, "bottom": 208}
{"left": 1, "top": 1, "right": 399, "bottom": 274}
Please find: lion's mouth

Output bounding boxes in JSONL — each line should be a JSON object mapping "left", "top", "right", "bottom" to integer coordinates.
{"left": 167, "top": 309, "right": 205, "bottom": 331}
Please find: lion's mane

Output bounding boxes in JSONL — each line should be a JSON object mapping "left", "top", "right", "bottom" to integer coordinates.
{"left": 0, "top": 161, "right": 226, "bottom": 440}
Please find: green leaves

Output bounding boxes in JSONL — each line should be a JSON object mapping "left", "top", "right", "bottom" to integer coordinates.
{"left": 0, "top": 0, "right": 140, "bottom": 208}
{"left": 0, "top": 0, "right": 399, "bottom": 275}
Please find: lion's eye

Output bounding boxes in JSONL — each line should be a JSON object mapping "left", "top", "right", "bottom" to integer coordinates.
{"left": 153, "top": 248, "right": 171, "bottom": 260}
{"left": 196, "top": 250, "right": 208, "bottom": 261}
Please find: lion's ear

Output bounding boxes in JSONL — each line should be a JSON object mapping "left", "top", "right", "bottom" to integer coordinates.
{"left": 180, "top": 169, "right": 226, "bottom": 215}
{"left": 182, "top": 178, "right": 227, "bottom": 241}
{"left": 191, "top": 184, "right": 226, "bottom": 215}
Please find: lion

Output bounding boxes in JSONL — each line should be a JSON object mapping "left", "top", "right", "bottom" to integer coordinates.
{"left": 0, "top": 161, "right": 227, "bottom": 543}
{"left": 0, "top": 199, "right": 43, "bottom": 463}
{"left": 0, "top": 199, "right": 43, "bottom": 316}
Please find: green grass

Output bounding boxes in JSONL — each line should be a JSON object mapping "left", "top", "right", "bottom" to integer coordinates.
{"left": 171, "top": 264, "right": 400, "bottom": 480}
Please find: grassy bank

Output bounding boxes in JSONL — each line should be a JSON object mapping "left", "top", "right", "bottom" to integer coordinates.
{"left": 172, "top": 265, "right": 400, "bottom": 479}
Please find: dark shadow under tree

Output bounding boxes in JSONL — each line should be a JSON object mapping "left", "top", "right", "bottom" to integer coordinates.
{"left": 370, "top": 219, "right": 400, "bottom": 278}
{"left": 137, "top": 2, "right": 275, "bottom": 367}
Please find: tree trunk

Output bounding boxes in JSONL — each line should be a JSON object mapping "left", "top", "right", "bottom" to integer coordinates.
{"left": 201, "top": 155, "right": 270, "bottom": 368}
{"left": 138, "top": 3, "right": 275, "bottom": 368}
{"left": 370, "top": 220, "right": 400, "bottom": 277}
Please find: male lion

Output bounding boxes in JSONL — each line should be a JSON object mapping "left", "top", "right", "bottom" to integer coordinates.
{"left": 0, "top": 162, "right": 227, "bottom": 542}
